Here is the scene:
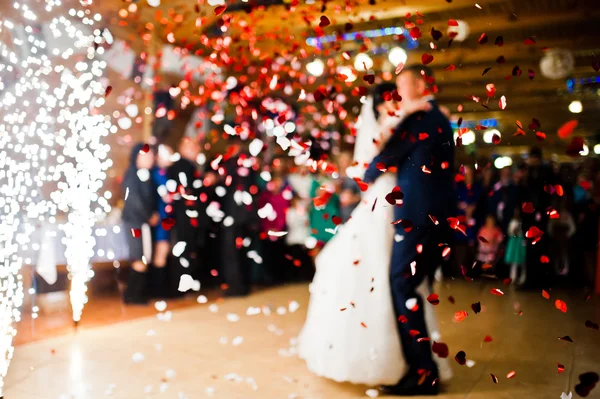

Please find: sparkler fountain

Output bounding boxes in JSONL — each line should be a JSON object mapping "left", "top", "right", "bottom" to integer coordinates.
{"left": 0, "top": 0, "right": 114, "bottom": 392}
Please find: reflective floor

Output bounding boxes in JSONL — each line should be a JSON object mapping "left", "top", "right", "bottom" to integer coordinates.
{"left": 5, "top": 280, "right": 600, "bottom": 398}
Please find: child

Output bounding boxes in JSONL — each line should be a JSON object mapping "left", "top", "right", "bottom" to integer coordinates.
{"left": 285, "top": 194, "right": 314, "bottom": 281}
{"left": 257, "top": 173, "right": 292, "bottom": 284}
{"left": 547, "top": 202, "right": 576, "bottom": 277}
{"left": 121, "top": 143, "right": 158, "bottom": 304}
{"left": 505, "top": 208, "right": 527, "bottom": 285}
{"left": 476, "top": 214, "right": 504, "bottom": 266}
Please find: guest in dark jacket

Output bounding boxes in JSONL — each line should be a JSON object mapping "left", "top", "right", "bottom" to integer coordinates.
{"left": 121, "top": 143, "right": 158, "bottom": 304}
{"left": 215, "top": 136, "right": 258, "bottom": 296}
{"left": 520, "top": 146, "right": 556, "bottom": 288}
{"left": 167, "top": 138, "right": 215, "bottom": 297}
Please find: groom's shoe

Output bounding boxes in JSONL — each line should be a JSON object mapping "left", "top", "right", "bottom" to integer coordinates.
{"left": 380, "top": 368, "right": 440, "bottom": 396}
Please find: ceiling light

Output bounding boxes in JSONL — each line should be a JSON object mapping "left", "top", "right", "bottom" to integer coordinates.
{"left": 306, "top": 59, "right": 324, "bottom": 77}
{"left": 337, "top": 66, "right": 356, "bottom": 82}
{"left": 388, "top": 47, "right": 407, "bottom": 67}
{"left": 354, "top": 53, "right": 373, "bottom": 71}
{"left": 494, "top": 156, "right": 513, "bottom": 169}
{"left": 455, "top": 130, "right": 475, "bottom": 145}
{"left": 568, "top": 100, "right": 582, "bottom": 114}
{"left": 483, "top": 129, "right": 501, "bottom": 144}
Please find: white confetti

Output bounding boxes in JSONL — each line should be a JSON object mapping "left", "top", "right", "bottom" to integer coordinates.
{"left": 197, "top": 295, "right": 208, "bottom": 304}
{"left": 159, "top": 382, "right": 169, "bottom": 393}
{"left": 205, "top": 387, "right": 215, "bottom": 396}
{"left": 268, "top": 230, "right": 288, "bottom": 237}
{"left": 276, "top": 306, "right": 287, "bottom": 315}
{"left": 226, "top": 313, "right": 240, "bottom": 322}
{"left": 219, "top": 336, "right": 228, "bottom": 345}
{"left": 232, "top": 336, "right": 244, "bottom": 346}
{"left": 288, "top": 301, "right": 300, "bottom": 313}
{"left": 209, "top": 304, "right": 219, "bottom": 313}
{"left": 561, "top": 392, "right": 572, "bottom": 399}
{"left": 124, "top": 187, "right": 129, "bottom": 201}
{"left": 466, "top": 359, "right": 476, "bottom": 368}
{"left": 144, "top": 385, "right": 153, "bottom": 394}
{"left": 146, "top": 329, "right": 157, "bottom": 337}
{"left": 157, "top": 311, "right": 172, "bottom": 322}
{"left": 172, "top": 241, "right": 187, "bottom": 257}
{"left": 405, "top": 298, "right": 417, "bottom": 310}
{"left": 165, "top": 369, "right": 177, "bottom": 380}
{"left": 366, "top": 388, "right": 379, "bottom": 398}
{"left": 246, "top": 306, "right": 261, "bottom": 316}
{"left": 104, "top": 383, "right": 116, "bottom": 396}
{"left": 178, "top": 274, "right": 200, "bottom": 292}
{"left": 154, "top": 301, "right": 167, "bottom": 312}
{"left": 132, "top": 352, "right": 145, "bottom": 363}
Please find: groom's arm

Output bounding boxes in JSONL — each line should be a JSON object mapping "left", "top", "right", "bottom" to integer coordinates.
{"left": 363, "top": 127, "right": 416, "bottom": 184}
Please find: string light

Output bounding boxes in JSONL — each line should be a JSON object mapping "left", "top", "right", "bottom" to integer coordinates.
{"left": 0, "top": 0, "right": 113, "bottom": 391}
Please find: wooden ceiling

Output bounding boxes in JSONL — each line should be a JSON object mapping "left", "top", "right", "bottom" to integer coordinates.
{"left": 96, "top": 0, "right": 600, "bottom": 157}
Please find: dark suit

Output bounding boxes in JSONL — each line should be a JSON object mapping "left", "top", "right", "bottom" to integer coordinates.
{"left": 364, "top": 101, "right": 455, "bottom": 374}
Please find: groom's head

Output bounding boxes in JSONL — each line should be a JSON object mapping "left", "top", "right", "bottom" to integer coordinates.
{"left": 397, "top": 65, "right": 434, "bottom": 103}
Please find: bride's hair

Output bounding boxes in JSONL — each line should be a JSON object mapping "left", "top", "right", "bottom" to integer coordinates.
{"left": 372, "top": 82, "right": 398, "bottom": 119}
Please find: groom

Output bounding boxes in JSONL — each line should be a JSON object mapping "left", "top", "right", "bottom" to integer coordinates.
{"left": 364, "top": 66, "right": 455, "bottom": 396}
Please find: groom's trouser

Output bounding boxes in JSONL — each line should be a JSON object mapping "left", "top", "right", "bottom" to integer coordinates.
{"left": 390, "top": 224, "right": 447, "bottom": 374}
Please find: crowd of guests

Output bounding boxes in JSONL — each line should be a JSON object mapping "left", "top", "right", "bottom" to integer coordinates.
{"left": 452, "top": 146, "right": 600, "bottom": 291}
{"left": 120, "top": 138, "right": 600, "bottom": 304}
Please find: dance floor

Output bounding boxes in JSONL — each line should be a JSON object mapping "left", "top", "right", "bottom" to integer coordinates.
{"left": 5, "top": 280, "right": 599, "bottom": 398}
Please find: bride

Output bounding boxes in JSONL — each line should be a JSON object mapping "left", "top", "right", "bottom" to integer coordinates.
{"left": 298, "top": 83, "right": 452, "bottom": 386}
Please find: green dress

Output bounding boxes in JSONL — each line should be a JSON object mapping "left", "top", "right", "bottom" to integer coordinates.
{"left": 504, "top": 220, "right": 526, "bottom": 265}
{"left": 309, "top": 177, "right": 340, "bottom": 244}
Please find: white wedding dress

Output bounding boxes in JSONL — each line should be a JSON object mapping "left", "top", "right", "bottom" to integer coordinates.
{"left": 298, "top": 97, "right": 452, "bottom": 386}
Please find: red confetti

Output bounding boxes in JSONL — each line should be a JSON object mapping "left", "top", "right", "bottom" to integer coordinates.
{"left": 585, "top": 320, "right": 599, "bottom": 330}
{"left": 395, "top": 62, "right": 405, "bottom": 74}
{"left": 490, "top": 288, "right": 504, "bottom": 296}
{"left": 455, "top": 351, "right": 467, "bottom": 365}
{"left": 483, "top": 335, "right": 493, "bottom": 343}
{"left": 542, "top": 290, "right": 551, "bottom": 300}
{"left": 523, "top": 37, "right": 536, "bottom": 45}
{"left": 104, "top": 86, "right": 112, "bottom": 97}
{"left": 318, "top": 15, "right": 330, "bottom": 27}
{"left": 490, "top": 374, "right": 499, "bottom": 384}
{"left": 427, "top": 293, "right": 440, "bottom": 305}
{"left": 130, "top": 228, "right": 141, "bottom": 238}
{"left": 555, "top": 300, "right": 567, "bottom": 313}
{"left": 140, "top": 144, "right": 150, "bottom": 154}
{"left": 454, "top": 311, "right": 468, "bottom": 322}
{"left": 525, "top": 226, "right": 543, "bottom": 241}
{"left": 499, "top": 96, "right": 507, "bottom": 110}
{"left": 332, "top": 216, "right": 342, "bottom": 225}
{"left": 445, "top": 64, "right": 456, "bottom": 71}
{"left": 478, "top": 33, "right": 488, "bottom": 44}
{"left": 506, "top": 371, "right": 516, "bottom": 379}
{"left": 421, "top": 53, "right": 434, "bottom": 65}
{"left": 521, "top": 202, "right": 534, "bottom": 213}
{"left": 448, "top": 19, "right": 459, "bottom": 26}
{"left": 495, "top": 36, "right": 504, "bottom": 46}
{"left": 432, "top": 342, "right": 449, "bottom": 358}
{"left": 353, "top": 178, "right": 369, "bottom": 192}
{"left": 540, "top": 256, "right": 550, "bottom": 264}
{"left": 161, "top": 218, "right": 176, "bottom": 231}
{"left": 558, "top": 363, "right": 566, "bottom": 374}
{"left": 482, "top": 67, "right": 492, "bottom": 75}
{"left": 360, "top": 322, "right": 368, "bottom": 328}
{"left": 558, "top": 336, "right": 573, "bottom": 343}
{"left": 558, "top": 120, "right": 579, "bottom": 139}
{"left": 214, "top": 5, "right": 227, "bottom": 15}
